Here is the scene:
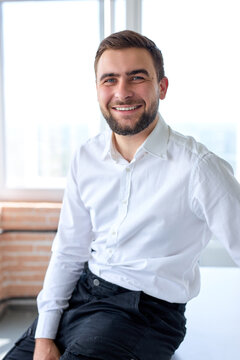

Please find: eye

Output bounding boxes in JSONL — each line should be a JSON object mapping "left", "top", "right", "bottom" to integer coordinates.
{"left": 103, "top": 78, "right": 116, "bottom": 85}
{"left": 131, "top": 75, "right": 145, "bottom": 82}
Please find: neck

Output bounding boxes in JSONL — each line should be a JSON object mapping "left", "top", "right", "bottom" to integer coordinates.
{"left": 113, "top": 117, "right": 158, "bottom": 162}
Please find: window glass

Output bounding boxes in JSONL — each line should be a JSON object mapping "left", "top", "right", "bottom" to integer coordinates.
{"left": 142, "top": 0, "right": 240, "bottom": 180}
{"left": 2, "top": 0, "right": 101, "bottom": 189}
{"left": 114, "top": 0, "right": 126, "bottom": 32}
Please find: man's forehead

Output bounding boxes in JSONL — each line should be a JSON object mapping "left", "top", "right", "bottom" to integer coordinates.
{"left": 96, "top": 48, "right": 156, "bottom": 78}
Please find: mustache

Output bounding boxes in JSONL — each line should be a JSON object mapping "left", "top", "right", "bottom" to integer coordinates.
{"left": 109, "top": 100, "right": 145, "bottom": 106}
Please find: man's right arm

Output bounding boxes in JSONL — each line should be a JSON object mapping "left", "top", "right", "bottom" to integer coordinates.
{"left": 35, "top": 149, "right": 93, "bottom": 340}
{"left": 35, "top": 250, "right": 86, "bottom": 338}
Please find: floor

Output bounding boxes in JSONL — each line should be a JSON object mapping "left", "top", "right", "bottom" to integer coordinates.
{"left": 0, "top": 267, "right": 240, "bottom": 360}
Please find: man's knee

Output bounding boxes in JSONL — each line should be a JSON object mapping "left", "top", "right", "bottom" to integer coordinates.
{"left": 2, "top": 336, "right": 35, "bottom": 360}
{"left": 2, "top": 320, "right": 37, "bottom": 360}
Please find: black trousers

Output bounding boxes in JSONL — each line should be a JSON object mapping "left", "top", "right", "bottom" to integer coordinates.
{"left": 3, "top": 265, "right": 186, "bottom": 360}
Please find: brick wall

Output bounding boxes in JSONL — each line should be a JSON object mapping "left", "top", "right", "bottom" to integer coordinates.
{"left": 0, "top": 202, "right": 61, "bottom": 305}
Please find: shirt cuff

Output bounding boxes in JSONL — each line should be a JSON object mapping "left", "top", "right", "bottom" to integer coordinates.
{"left": 35, "top": 311, "right": 62, "bottom": 339}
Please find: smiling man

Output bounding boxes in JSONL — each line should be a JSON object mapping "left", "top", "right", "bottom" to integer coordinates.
{"left": 96, "top": 46, "right": 168, "bottom": 162}
{"left": 3, "top": 30, "right": 240, "bottom": 360}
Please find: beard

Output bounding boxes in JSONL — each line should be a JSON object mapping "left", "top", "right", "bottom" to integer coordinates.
{"left": 100, "top": 98, "right": 159, "bottom": 136}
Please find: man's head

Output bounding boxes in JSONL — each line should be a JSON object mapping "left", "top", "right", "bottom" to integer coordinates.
{"left": 95, "top": 31, "right": 168, "bottom": 136}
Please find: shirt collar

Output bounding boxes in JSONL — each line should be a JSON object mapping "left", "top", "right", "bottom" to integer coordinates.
{"left": 101, "top": 113, "right": 169, "bottom": 161}
{"left": 101, "top": 130, "right": 112, "bottom": 160}
{"left": 141, "top": 113, "right": 169, "bottom": 159}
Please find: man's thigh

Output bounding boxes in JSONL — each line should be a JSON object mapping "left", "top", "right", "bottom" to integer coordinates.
{"left": 55, "top": 268, "right": 186, "bottom": 360}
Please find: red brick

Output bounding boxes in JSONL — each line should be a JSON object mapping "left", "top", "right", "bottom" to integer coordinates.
{"left": 5, "top": 284, "right": 42, "bottom": 297}
{"left": 0, "top": 202, "right": 61, "bottom": 230}
{"left": 0, "top": 203, "right": 59, "bottom": 301}
{"left": 4, "top": 272, "right": 46, "bottom": 282}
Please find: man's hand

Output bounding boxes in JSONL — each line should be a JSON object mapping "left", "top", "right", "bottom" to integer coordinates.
{"left": 33, "top": 338, "right": 61, "bottom": 360}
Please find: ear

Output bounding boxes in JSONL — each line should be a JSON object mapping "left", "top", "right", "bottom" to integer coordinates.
{"left": 159, "top": 77, "right": 168, "bottom": 100}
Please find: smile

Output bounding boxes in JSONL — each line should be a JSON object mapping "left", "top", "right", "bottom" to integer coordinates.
{"left": 112, "top": 105, "right": 142, "bottom": 111}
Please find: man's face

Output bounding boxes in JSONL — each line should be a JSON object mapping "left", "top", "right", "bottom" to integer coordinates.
{"left": 96, "top": 48, "right": 168, "bottom": 136}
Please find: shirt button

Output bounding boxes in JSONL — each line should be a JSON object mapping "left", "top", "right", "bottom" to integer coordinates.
{"left": 126, "top": 167, "right": 130, "bottom": 172}
{"left": 93, "top": 278, "right": 100, "bottom": 286}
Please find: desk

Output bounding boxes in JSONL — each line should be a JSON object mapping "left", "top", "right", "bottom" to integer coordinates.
{"left": 173, "top": 267, "right": 240, "bottom": 360}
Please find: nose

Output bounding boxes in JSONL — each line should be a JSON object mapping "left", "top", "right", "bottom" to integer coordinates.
{"left": 114, "top": 79, "right": 133, "bottom": 101}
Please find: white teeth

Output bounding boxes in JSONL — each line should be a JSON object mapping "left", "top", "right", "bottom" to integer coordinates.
{"left": 115, "top": 106, "right": 138, "bottom": 111}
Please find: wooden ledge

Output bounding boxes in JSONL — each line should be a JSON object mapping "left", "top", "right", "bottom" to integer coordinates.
{"left": 0, "top": 202, "right": 61, "bottom": 231}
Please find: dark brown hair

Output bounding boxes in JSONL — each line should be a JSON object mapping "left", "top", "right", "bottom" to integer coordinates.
{"left": 94, "top": 30, "right": 165, "bottom": 82}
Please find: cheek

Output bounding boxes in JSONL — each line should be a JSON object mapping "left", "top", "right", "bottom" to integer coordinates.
{"left": 146, "top": 87, "right": 160, "bottom": 104}
{"left": 97, "top": 88, "right": 112, "bottom": 107}
{"left": 138, "top": 84, "right": 159, "bottom": 102}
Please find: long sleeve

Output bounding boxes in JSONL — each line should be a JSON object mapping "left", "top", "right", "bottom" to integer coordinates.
{"left": 35, "top": 150, "right": 93, "bottom": 338}
{"left": 190, "top": 153, "right": 240, "bottom": 266}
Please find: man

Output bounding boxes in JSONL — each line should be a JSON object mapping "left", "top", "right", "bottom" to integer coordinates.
{"left": 4, "top": 30, "right": 240, "bottom": 360}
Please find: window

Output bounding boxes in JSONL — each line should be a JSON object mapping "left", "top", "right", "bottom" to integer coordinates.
{"left": 142, "top": 0, "right": 240, "bottom": 181}
{"left": 0, "top": 0, "right": 102, "bottom": 200}
{"left": 1, "top": 0, "right": 239, "bottom": 203}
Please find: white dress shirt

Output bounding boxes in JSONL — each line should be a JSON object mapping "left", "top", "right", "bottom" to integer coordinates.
{"left": 36, "top": 114, "right": 240, "bottom": 339}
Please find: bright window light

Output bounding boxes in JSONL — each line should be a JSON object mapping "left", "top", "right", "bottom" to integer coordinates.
{"left": 2, "top": 0, "right": 101, "bottom": 189}
{"left": 142, "top": 0, "right": 240, "bottom": 180}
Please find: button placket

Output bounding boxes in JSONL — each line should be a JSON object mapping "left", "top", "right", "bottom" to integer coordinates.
{"left": 105, "top": 165, "right": 133, "bottom": 261}
{"left": 111, "top": 166, "right": 131, "bottom": 236}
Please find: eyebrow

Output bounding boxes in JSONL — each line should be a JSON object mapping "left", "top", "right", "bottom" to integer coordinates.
{"left": 126, "top": 69, "right": 150, "bottom": 77}
{"left": 99, "top": 68, "right": 150, "bottom": 82}
{"left": 100, "top": 73, "right": 118, "bottom": 82}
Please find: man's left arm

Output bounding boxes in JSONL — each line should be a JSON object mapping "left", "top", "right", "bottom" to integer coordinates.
{"left": 190, "top": 153, "right": 240, "bottom": 266}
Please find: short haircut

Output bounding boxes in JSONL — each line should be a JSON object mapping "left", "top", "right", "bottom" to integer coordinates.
{"left": 94, "top": 30, "right": 165, "bottom": 82}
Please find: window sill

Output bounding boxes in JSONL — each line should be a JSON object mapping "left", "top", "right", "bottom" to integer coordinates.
{"left": 0, "top": 202, "right": 61, "bottom": 231}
